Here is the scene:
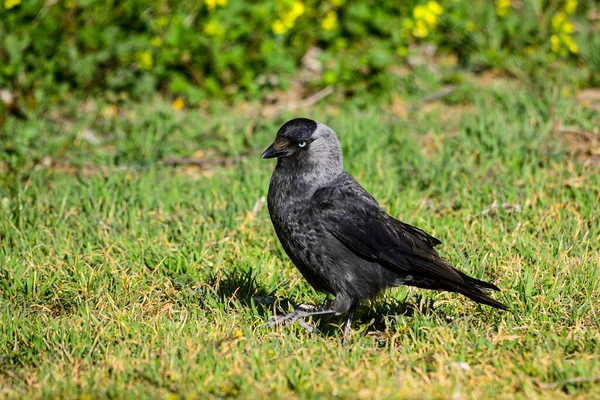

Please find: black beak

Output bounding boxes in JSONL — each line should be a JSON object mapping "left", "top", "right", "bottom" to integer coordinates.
{"left": 261, "top": 143, "right": 289, "bottom": 159}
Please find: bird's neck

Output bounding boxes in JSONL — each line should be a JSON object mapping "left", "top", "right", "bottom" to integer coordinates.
{"left": 273, "top": 159, "right": 343, "bottom": 198}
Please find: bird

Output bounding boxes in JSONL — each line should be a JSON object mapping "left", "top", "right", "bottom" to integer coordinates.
{"left": 262, "top": 118, "right": 507, "bottom": 338}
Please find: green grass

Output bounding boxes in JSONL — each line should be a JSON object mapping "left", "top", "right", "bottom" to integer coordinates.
{"left": 1, "top": 80, "right": 599, "bottom": 398}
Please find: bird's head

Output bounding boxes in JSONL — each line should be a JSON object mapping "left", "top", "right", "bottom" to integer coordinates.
{"left": 262, "top": 118, "right": 343, "bottom": 172}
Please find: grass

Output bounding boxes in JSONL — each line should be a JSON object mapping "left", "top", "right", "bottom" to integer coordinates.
{"left": 1, "top": 78, "right": 599, "bottom": 398}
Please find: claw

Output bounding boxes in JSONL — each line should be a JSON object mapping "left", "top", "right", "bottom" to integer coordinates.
{"left": 296, "top": 318, "right": 316, "bottom": 333}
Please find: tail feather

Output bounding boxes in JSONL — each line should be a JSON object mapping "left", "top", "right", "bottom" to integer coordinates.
{"left": 461, "top": 288, "right": 508, "bottom": 311}
{"left": 403, "top": 271, "right": 508, "bottom": 311}
{"left": 456, "top": 270, "right": 502, "bottom": 292}
{"left": 453, "top": 270, "right": 508, "bottom": 310}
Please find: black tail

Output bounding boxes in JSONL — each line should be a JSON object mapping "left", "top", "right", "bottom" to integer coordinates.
{"left": 405, "top": 274, "right": 508, "bottom": 311}
{"left": 454, "top": 271, "right": 508, "bottom": 310}
{"left": 461, "top": 288, "right": 508, "bottom": 310}
{"left": 457, "top": 270, "right": 502, "bottom": 291}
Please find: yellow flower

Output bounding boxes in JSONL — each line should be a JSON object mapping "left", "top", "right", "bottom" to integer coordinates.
{"left": 561, "top": 21, "right": 574, "bottom": 34}
{"left": 290, "top": 1, "right": 305, "bottom": 18}
{"left": 4, "top": 0, "right": 21, "bottom": 9}
{"left": 151, "top": 36, "right": 163, "bottom": 47}
{"left": 427, "top": 1, "right": 443, "bottom": 15}
{"left": 413, "top": 2, "right": 443, "bottom": 32}
{"left": 466, "top": 22, "right": 476, "bottom": 31}
{"left": 413, "top": 20, "right": 429, "bottom": 37}
{"left": 413, "top": 5, "right": 426, "bottom": 20}
{"left": 172, "top": 98, "right": 184, "bottom": 110}
{"left": 564, "top": 0, "right": 577, "bottom": 15}
{"left": 282, "top": 13, "right": 296, "bottom": 28}
{"left": 272, "top": 20, "right": 287, "bottom": 35}
{"left": 550, "top": 34, "right": 561, "bottom": 53}
{"left": 205, "top": 0, "right": 217, "bottom": 11}
{"left": 561, "top": 87, "right": 570, "bottom": 97}
{"left": 422, "top": 11, "right": 438, "bottom": 27}
{"left": 552, "top": 13, "right": 566, "bottom": 31}
{"left": 216, "top": 0, "right": 227, "bottom": 6}
{"left": 496, "top": 0, "right": 510, "bottom": 16}
{"left": 561, "top": 34, "right": 578, "bottom": 53}
{"left": 203, "top": 20, "right": 222, "bottom": 36}
{"left": 273, "top": 0, "right": 304, "bottom": 30}
{"left": 135, "top": 50, "right": 153, "bottom": 70}
{"left": 321, "top": 11, "right": 338, "bottom": 31}
{"left": 234, "top": 328, "right": 244, "bottom": 339}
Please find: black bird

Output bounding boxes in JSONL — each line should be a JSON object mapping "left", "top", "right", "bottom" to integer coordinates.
{"left": 262, "top": 118, "right": 507, "bottom": 338}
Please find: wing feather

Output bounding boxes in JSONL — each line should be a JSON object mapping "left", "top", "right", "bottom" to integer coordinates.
{"left": 310, "top": 172, "right": 506, "bottom": 310}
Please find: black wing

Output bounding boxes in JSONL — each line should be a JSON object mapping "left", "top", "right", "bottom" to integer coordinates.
{"left": 311, "top": 173, "right": 506, "bottom": 310}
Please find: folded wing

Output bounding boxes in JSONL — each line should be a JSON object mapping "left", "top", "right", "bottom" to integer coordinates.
{"left": 311, "top": 173, "right": 507, "bottom": 310}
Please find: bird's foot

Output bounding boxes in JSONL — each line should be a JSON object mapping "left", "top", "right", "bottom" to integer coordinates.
{"left": 263, "top": 305, "right": 335, "bottom": 333}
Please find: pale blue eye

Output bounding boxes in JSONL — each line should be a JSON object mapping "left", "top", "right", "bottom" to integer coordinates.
{"left": 298, "top": 141, "right": 307, "bottom": 148}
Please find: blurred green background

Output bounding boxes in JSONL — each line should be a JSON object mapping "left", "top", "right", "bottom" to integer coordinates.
{"left": 1, "top": 0, "right": 599, "bottom": 108}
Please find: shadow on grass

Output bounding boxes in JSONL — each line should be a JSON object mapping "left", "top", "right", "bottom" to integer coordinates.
{"left": 312, "top": 295, "right": 438, "bottom": 339}
{"left": 191, "top": 267, "right": 278, "bottom": 317}
{"left": 185, "top": 268, "right": 445, "bottom": 339}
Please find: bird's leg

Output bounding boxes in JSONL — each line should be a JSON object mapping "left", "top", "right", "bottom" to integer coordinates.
{"left": 263, "top": 305, "right": 336, "bottom": 333}
{"left": 342, "top": 304, "right": 357, "bottom": 341}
